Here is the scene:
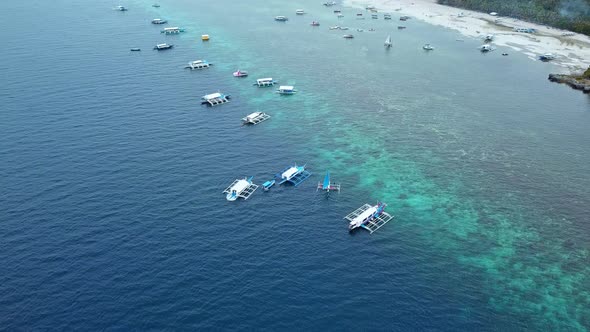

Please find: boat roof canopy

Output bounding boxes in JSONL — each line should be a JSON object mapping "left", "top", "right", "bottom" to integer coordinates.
{"left": 257, "top": 78, "right": 273, "bottom": 82}
{"left": 203, "top": 92, "right": 222, "bottom": 100}
{"left": 279, "top": 86, "right": 294, "bottom": 90}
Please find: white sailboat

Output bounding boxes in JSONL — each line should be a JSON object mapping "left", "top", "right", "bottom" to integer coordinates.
{"left": 384, "top": 35, "right": 392, "bottom": 48}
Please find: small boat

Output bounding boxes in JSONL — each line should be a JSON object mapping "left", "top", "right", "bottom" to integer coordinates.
{"left": 329, "top": 26, "right": 340, "bottom": 30}
{"left": 161, "top": 27, "right": 185, "bottom": 34}
{"left": 130, "top": 48, "right": 141, "bottom": 51}
{"left": 502, "top": 52, "right": 509, "bottom": 56}
{"left": 323, "top": 1, "right": 337, "bottom": 6}
{"left": 357, "top": 28, "right": 364, "bottom": 32}
{"left": 343, "top": 34, "right": 354, "bottom": 39}
{"left": 384, "top": 13, "right": 392, "bottom": 19}
{"left": 337, "top": 13, "right": 344, "bottom": 18}
{"left": 480, "top": 44, "right": 492, "bottom": 52}
{"left": 277, "top": 164, "right": 311, "bottom": 186}
{"left": 152, "top": 4, "right": 160, "bottom": 8}
{"left": 484, "top": 34, "right": 494, "bottom": 42}
{"left": 423, "top": 43, "right": 434, "bottom": 50}
{"left": 151, "top": 18, "right": 167, "bottom": 24}
{"left": 368, "top": 28, "right": 375, "bottom": 31}
{"left": 275, "top": 16, "right": 288, "bottom": 21}
{"left": 276, "top": 85, "right": 297, "bottom": 95}
{"left": 334, "top": 10, "right": 342, "bottom": 13}
{"left": 262, "top": 179, "right": 276, "bottom": 191}
{"left": 317, "top": 171, "right": 340, "bottom": 193}
{"left": 233, "top": 69, "right": 248, "bottom": 77}
{"left": 201, "top": 34, "right": 210, "bottom": 41}
{"left": 116, "top": 5, "right": 128, "bottom": 11}
{"left": 356, "top": 13, "right": 363, "bottom": 17}
{"left": 254, "top": 78, "right": 277, "bottom": 87}
{"left": 397, "top": 26, "right": 406, "bottom": 29}
{"left": 242, "top": 112, "right": 271, "bottom": 125}
{"left": 311, "top": 21, "right": 320, "bottom": 26}
{"left": 400, "top": 15, "right": 410, "bottom": 21}
{"left": 346, "top": 202, "right": 390, "bottom": 232}
{"left": 223, "top": 176, "right": 257, "bottom": 201}
{"left": 153, "top": 43, "right": 173, "bottom": 50}
{"left": 296, "top": 9, "right": 305, "bottom": 15}
{"left": 340, "top": 27, "right": 349, "bottom": 30}
{"left": 185, "top": 60, "right": 211, "bottom": 70}
{"left": 384, "top": 35, "right": 392, "bottom": 48}
{"left": 539, "top": 53, "right": 556, "bottom": 61}
{"left": 372, "top": 14, "right": 378, "bottom": 19}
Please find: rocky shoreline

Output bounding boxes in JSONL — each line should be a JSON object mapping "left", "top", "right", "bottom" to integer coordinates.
{"left": 548, "top": 68, "right": 590, "bottom": 94}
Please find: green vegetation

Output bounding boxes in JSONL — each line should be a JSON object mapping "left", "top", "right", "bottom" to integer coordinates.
{"left": 584, "top": 66, "right": 590, "bottom": 78}
{"left": 436, "top": 0, "right": 590, "bottom": 35}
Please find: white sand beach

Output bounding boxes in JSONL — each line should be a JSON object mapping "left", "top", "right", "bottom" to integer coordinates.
{"left": 345, "top": 0, "right": 590, "bottom": 72}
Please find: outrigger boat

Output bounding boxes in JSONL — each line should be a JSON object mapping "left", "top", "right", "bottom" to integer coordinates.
{"left": 185, "top": 60, "right": 211, "bottom": 69}
{"left": 384, "top": 35, "right": 392, "bottom": 48}
{"left": 262, "top": 179, "right": 276, "bottom": 191}
{"left": 276, "top": 86, "right": 296, "bottom": 95}
{"left": 344, "top": 202, "right": 393, "bottom": 234}
{"left": 153, "top": 43, "right": 173, "bottom": 50}
{"left": 233, "top": 69, "right": 249, "bottom": 77}
{"left": 201, "top": 92, "right": 230, "bottom": 106}
{"left": 242, "top": 112, "right": 271, "bottom": 125}
{"left": 151, "top": 18, "right": 167, "bottom": 24}
{"left": 161, "top": 27, "right": 185, "bottom": 34}
{"left": 223, "top": 176, "right": 258, "bottom": 201}
{"left": 254, "top": 78, "right": 277, "bottom": 87}
{"left": 423, "top": 43, "right": 434, "bottom": 50}
{"left": 276, "top": 164, "right": 311, "bottom": 186}
{"left": 317, "top": 171, "right": 340, "bottom": 193}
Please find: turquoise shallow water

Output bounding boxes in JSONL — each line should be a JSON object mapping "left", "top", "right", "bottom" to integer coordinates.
{"left": 1, "top": 0, "right": 589, "bottom": 330}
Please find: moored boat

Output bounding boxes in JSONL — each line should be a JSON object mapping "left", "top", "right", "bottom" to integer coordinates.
{"left": 130, "top": 48, "right": 141, "bottom": 51}
{"left": 480, "top": 44, "right": 492, "bottom": 52}
{"left": 311, "top": 21, "right": 320, "bottom": 26}
{"left": 153, "top": 43, "right": 173, "bottom": 50}
{"left": 161, "top": 27, "right": 185, "bottom": 34}
{"left": 343, "top": 34, "right": 354, "bottom": 39}
{"left": 185, "top": 60, "right": 211, "bottom": 70}
{"left": 275, "top": 16, "right": 288, "bottom": 21}
{"left": 384, "top": 35, "right": 392, "bottom": 48}
{"left": 116, "top": 5, "right": 128, "bottom": 11}
{"left": 254, "top": 78, "right": 277, "bottom": 87}
{"left": 151, "top": 18, "right": 167, "bottom": 24}
{"left": 233, "top": 69, "right": 248, "bottom": 77}
{"left": 423, "top": 43, "right": 434, "bottom": 50}
{"left": 262, "top": 180, "right": 276, "bottom": 191}
{"left": 276, "top": 85, "right": 297, "bottom": 95}
{"left": 201, "top": 34, "right": 210, "bottom": 41}
{"left": 296, "top": 9, "right": 305, "bottom": 15}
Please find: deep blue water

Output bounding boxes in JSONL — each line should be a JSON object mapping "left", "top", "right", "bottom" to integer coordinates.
{"left": 1, "top": 0, "right": 589, "bottom": 330}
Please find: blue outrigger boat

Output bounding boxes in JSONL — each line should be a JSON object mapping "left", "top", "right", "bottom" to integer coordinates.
{"left": 317, "top": 170, "right": 340, "bottom": 192}
{"left": 276, "top": 164, "right": 311, "bottom": 186}
{"left": 262, "top": 179, "right": 276, "bottom": 191}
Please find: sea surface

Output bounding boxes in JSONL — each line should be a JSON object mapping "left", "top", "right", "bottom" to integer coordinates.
{"left": 1, "top": 0, "right": 589, "bottom": 330}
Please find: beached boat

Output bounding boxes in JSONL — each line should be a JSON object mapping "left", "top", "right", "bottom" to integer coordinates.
{"left": 276, "top": 86, "right": 297, "bottom": 95}
{"left": 296, "top": 9, "right": 305, "bottom": 15}
{"left": 153, "top": 43, "right": 173, "bottom": 50}
{"left": 343, "top": 34, "right": 354, "bottom": 39}
{"left": 201, "top": 34, "right": 210, "bottom": 41}
{"left": 151, "top": 18, "right": 167, "bottom": 24}
{"left": 311, "top": 21, "right": 320, "bottom": 26}
{"left": 539, "top": 53, "right": 556, "bottom": 61}
{"left": 262, "top": 179, "right": 276, "bottom": 191}
{"left": 185, "top": 60, "right": 211, "bottom": 70}
{"left": 275, "top": 16, "right": 288, "bottom": 21}
{"left": 242, "top": 112, "right": 271, "bottom": 125}
{"left": 233, "top": 69, "right": 248, "bottom": 77}
{"left": 423, "top": 43, "right": 434, "bottom": 50}
{"left": 223, "top": 177, "right": 258, "bottom": 201}
{"left": 161, "top": 27, "right": 185, "bottom": 34}
{"left": 254, "top": 78, "right": 277, "bottom": 87}
{"left": 344, "top": 202, "right": 393, "bottom": 234}
{"left": 384, "top": 35, "right": 392, "bottom": 48}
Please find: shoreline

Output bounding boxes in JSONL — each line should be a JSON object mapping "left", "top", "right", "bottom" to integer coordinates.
{"left": 344, "top": 0, "right": 590, "bottom": 72}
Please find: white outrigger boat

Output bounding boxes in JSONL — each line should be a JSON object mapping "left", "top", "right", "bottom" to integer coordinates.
{"left": 153, "top": 43, "right": 173, "bottom": 50}
{"left": 254, "top": 78, "right": 277, "bottom": 87}
{"left": 201, "top": 92, "right": 230, "bottom": 106}
{"left": 185, "top": 60, "right": 211, "bottom": 70}
{"left": 161, "top": 27, "right": 185, "bottom": 34}
{"left": 423, "top": 43, "right": 434, "bottom": 50}
{"left": 276, "top": 164, "right": 311, "bottom": 186}
{"left": 344, "top": 202, "right": 393, "bottom": 234}
{"left": 276, "top": 85, "right": 296, "bottom": 95}
{"left": 242, "top": 112, "right": 270, "bottom": 125}
{"left": 223, "top": 177, "right": 258, "bottom": 201}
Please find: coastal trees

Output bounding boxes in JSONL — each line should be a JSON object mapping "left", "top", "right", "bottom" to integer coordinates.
{"left": 436, "top": 0, "right": 590, "bottom": 35}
